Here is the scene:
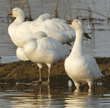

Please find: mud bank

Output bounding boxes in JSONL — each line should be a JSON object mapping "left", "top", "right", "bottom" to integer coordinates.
{"left": 0, "top": 57, "right": 110, "bottom": 84}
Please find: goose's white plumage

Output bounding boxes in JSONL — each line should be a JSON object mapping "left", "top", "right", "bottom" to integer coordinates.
{"left": 30, "top": 18, "right": 75, "bottom": 44}
{"left": 29, "top": 13, "right": 52, "bottom": 30}
{"left": 7, "top": 7, "right": 31, "bottom": 47}
{"left": 16, "top": 31, "right": 47, "bottom": 61}
{"left": 7, "top": 7, "right": 50, "bottom": 48}
{"left": 16, "top": 47, "right": 29, "bottom": 61}
{"left": 64, "top": 19, "right": 103, "bottom": 92}
{"left": 8, "top": 7, "right": 75, "bottom": 47}
{"left": 23, "top": 35, "right": 70, "bottom": 83}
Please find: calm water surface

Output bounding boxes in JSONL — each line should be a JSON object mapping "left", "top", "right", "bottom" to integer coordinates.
{"left": 0, "top": 0, "right": 110, "bottom": 57}
{"left": 0, "top": 82, "right": 110, "bottom": 108}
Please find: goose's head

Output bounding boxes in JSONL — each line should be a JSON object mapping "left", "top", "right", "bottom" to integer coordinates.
{"left": 7, "top": 7, "right": 24, "bottom": 18}
{"left": 71, "top": 19, "right": 83, "bottom": 31}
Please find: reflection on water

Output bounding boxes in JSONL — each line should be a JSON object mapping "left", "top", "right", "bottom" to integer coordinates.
{"left": 65, "top": 91, "right": 100, "bottom": 108}
{"left": 0, "top": 82, "right": 110, "bottom": 108}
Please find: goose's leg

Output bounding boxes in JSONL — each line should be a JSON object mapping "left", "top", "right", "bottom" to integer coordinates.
{"left": 47, "top": 64, "right": 51, "bottom": 84}
{"left": 38, "top": 67, "right": 42, "bottom": 81}
{"left": 37, "top": 63, "right": 42, "bottom": 83}
{"left": 48, "top": 83, "right": 51, "bottom": 97}
{"left": 33, "top": 63, "right": 42, "bottom": 84}
{"left": 48, "top": 83, "right": 51, "bottom": 104}
{"left": 87, "top": 80, "right": 93, "bottom": 92}
{"left": 38, "top": 84, "right": 43, "bottom": 100}
{"left": 74, "top": 80, "right": 80, "bottom": 92}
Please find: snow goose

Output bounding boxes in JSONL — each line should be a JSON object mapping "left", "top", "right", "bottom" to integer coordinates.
{"left": 23, "top": 35, "right": 70, "bottom": 84}
{"left": 7, "top": 7, "right": 50, "bottom": 48}
{"left": 30, "top": 18, "right": 76, "bottom": 44}
{"left": 64, "top": 19, "right": 103, "bottom": 92}
{"left": 7, "top": 7, "right": 75, "bottom": 46}
{"left": 7, "top": 7, "right": 31, "bottom": 47}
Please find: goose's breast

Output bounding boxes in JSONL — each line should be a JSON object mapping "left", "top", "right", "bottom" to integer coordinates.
{"left": 64, "top": 56, "right": 93, "bottom": 80}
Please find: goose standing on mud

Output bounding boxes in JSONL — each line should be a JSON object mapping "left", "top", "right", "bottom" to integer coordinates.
{"left": 64, "top": 19, "right": 103, "bottom": 92}
{"left": 7, "top": 7, "right": 70, "bottom": 84}
{"left": 23, "top": 33, "right": 70, "bottom": 84}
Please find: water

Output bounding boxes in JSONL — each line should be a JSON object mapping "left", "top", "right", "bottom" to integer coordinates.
{"left": 0, "top": 82, "right": 110, "bottom": 108}
{"left": 0, "top": 56, "right": 19, "bottom": 63}
{"left": 0, "top": 0, "right": 110, "bottom": 57}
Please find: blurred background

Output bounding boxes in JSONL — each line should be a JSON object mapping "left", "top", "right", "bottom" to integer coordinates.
{"left": 0, "top": 0, "right": 110, "bottom": 58}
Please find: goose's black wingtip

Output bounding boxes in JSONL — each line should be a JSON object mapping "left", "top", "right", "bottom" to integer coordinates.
{"left": 84, "top": 32, "right": 92, "bottom": 39}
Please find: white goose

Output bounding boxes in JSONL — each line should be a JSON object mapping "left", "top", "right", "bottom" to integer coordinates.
{"left": 30, "top": 17, "right": 75, "bottom": 44}
{"left": 7, "top": 7, "right": 51, "bottom": 48}
{"left": 7, "top": 7, "right": 75, "bottom": 48}
{"left": 23, "top": 33, "right": 70, "bottom": 84}
{"left": 64, "top": 19, "right": 103, "bottom": 92}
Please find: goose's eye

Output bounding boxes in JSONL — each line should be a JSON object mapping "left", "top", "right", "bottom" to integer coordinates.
{"left": 76, "top": 21, "right": 78, "bottom": 23}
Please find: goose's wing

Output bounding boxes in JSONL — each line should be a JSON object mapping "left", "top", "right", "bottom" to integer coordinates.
{"left": 24, "top": 37, "right": 70, "bottom": 64}
{"left": 84, "top": 54, "right": 103, "bottom": 79}
{"left": 14, "top": 21, "right": 45, "bottom": 47}
{"left": 38, "top": 13, "right": 52, "bottom": 21}
{"left": 30, "top": 18, "right": 75, "bottom": 43}
{"left": 30, "top": 13, "right": 52, "bottom": 32}
{"left": 37, "top": 37, "right": 70, "bottom": 62}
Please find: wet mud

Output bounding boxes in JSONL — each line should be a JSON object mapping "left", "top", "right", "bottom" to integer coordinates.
{"left": 0, "top": 57, "right": 110, "bottom": 85}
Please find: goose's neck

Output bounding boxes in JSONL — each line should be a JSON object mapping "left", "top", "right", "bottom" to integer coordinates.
{"left": 8, "top": 14, "right": 25, "bottom": 37}
{"left": 13, "top": 15, "right": 24, "bottom": 25}
{"left": 71, "top": 29, "right": 84, "bottom": 57}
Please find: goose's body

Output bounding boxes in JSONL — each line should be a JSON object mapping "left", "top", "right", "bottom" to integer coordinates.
{"left": 15, "top": 31, "right": 47, "bottom": 61}
{"left": 7, "top": 7, "right": 32, "bottom": 47}
{"left": 30, "top": 17, "right": 75, "bottom": 44}
{"left": 16, "top": 47, "right": 29, "bottom": 61}
{"left": 23, "top": 36, "right": 70, "bottom": 83}
{"left": 7, "top": 7, "right": 50, "bottom": 48}
{"left": 8, "top": 22, "right": 32, "bottom": 47}
{"left": 64, "top": 19, "right": 103, "bottom": 92}
{"left": 29, "top": 13, "right": 52, "bottom": 30}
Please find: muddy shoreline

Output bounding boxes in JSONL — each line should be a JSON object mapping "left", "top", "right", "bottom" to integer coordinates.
{"left": 0, "top": 57, "right": 110, "bottom": 84}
